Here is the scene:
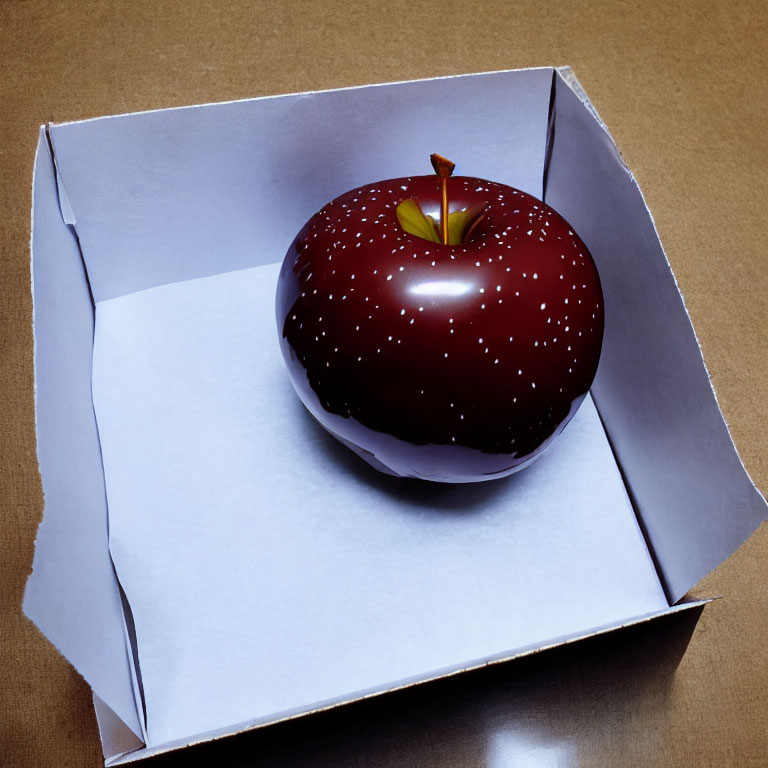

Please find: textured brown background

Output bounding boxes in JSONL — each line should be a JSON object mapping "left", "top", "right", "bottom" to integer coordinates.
{"left": 2, "top": 1, "right": 767, "bottom": 766}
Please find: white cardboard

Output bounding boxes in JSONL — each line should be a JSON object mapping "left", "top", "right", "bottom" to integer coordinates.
{"left": 24, "top": 66, "right": 767, "bottom": 761}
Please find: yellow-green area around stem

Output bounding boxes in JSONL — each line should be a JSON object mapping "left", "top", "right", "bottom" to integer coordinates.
{"left": 395, "top": 199, "right": 478, "bottom": 245}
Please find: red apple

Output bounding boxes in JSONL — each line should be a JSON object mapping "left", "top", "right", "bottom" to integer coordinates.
{"left": 276, "top": 156, "right": 604, "bottom": 482}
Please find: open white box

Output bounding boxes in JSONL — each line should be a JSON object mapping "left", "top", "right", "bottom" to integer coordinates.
{"left": 24, "top": 67, "right": 767, "bottom": 764}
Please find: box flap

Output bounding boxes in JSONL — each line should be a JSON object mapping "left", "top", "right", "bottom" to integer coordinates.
{"left": 544, "top": 68, "right": 768, "bottom": 601}
{"left": 23, "top": 128, "right": 144, "bottom": 742}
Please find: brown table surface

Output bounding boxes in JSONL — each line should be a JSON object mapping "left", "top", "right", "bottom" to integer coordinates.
{"left": 2, "top": 2, "right": 767, "bottom": 766}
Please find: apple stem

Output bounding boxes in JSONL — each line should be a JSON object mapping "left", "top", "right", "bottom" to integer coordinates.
{"left": 430, "top": 153, "right": 455, "bottom": 245}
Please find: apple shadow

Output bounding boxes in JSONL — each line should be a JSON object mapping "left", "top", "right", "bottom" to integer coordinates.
{"left": 293, "top": 399, "right": 521, "bottom": 515}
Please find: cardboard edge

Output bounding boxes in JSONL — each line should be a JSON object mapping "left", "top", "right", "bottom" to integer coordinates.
{"left": 94, "top": 693, "right": 145, "bottom": 765}
{"left": 22, "top": 127, "right": 145, "bottom": 745}
{"left": 554, "top": 66, "right": 767, "bottom": 516}
{"left": 107, "top": 598, "right": 712, "bottom": 764}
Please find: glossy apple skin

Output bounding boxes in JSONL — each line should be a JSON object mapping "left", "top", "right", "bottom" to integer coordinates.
{"left": 276, "top": 175, "right": 604, "bottom": 482}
